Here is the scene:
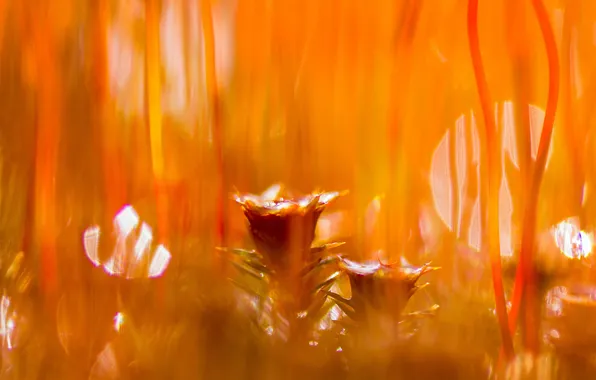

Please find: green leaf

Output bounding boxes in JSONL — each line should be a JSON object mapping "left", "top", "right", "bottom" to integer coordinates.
{"left": 313, "top": 271, "right": 341, "bottom": 293}
{"left": 227, "top": 277, "right": 267, "bottom": 299}
{"left": 231, "top": 260, "right": 265, "bottom": 280}
{"left": 408, "top": 282, "right": 430, "bottom": 297}
{"left": 324, "top": 291, "right": 357, "bottom": 320}
{"left": 301, "top": 293, "right": 331, "bottom": 322}
{"left": 243, "top": 259, "right": 272, "bottom": 275}
{"left": 310, "top": 242, "right": 345, "bottom": 256}
{"left": 402, "top": 304, "right": 440, "bottom": 320}
{"left": 216, "top": 247, "right": 262, "bottom": 260}
{"left": 301, "top": 255, "right": 340, "bottom": 277}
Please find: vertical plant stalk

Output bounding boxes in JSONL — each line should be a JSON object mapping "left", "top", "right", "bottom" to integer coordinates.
{"left": 503, "top": 0, "right": 533, "bottom": 352}
{"left": 387, "top": 0, "right": 422, "bottom": 259}
{"left": 0, "top": 0, "right": 6, "bottom": 57}
{"left": 334, "top": 2, "right": 360, "bottom": 258}
{"left": 146, "top": 0, "right": 169, "bottom": 243}
{"left": 94, "top": 0, "right": 126, "bottom": 226}
{"left": 200, "top": 0, "right": 226, "bottom": 252}
{"left": 146, "top": 0, "right": 164, "bottom": 179}
{"left": 506, "top": 0, "right": 532, "bottom": 225}
{"left": 145, "top": 0, "right": 168, "bottom": 308}
{"left": 182, "top": 1, "right": 193, "bottom": 109}
{"left": 561, "top": 5, "right": 584, "bottom": 222}
{"left": 467, "top": 0, "right": 514, "bottom": 360}
{"left": 508, "top": 0, "right": 560, "bottom": 353}
{"left": 30, "top": 2, "right": 61, "bottom": 308}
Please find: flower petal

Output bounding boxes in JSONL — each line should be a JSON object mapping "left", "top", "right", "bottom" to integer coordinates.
{"left": 260, "top": 183, "right": 283, "bottom": 201}
{"left": 339, "top": 257, "right": 381, "bottom": 275}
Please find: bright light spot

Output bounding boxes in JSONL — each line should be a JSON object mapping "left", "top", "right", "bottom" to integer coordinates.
{"left": 297, "top": 196, "right": 313, "bottom": 208}
{"left": 319, "top": 191, "right": 342, "bottom": 205}
{"left": 0, "top": 296, "right": 10, "bottom": 334}
{"left": 148, "top": 245, "right": 172, "bottom": 278}
{"left": 134, "top": 223, "right": 153, "bottom": 260}
{"left": 114, "top": 312, "right": 124, "bottom": 332}
{"left": 83, "top": 206, "right": 172, "bottom": 279}
{"left": 502, "top": 102, "right": 554, "bottom": 168}
{"left": 261, "top": 184, "right": 282, "bottom": 201}
{"left": 103, "top": 256, "right": 124, "bottom": 276}
{"left": 339, "top": 257, "right": 380, "bottom": 275}
{"left": 545, "top": 286, "right": 567, "bottom": 317}
{"left": 83, "top": 226, "right": 102, "bottom": 267}
{"left": 550, "top": 329, "right": 560, "bottom": 340}
{"left": 330, "top": 304, "right": 343, "bottom": 321}
{"left": 552, "top": 218, "right": 593, "bottom": 259}
{"left": 297, "top": 311, "right": 308, "bottom": 319}
{"left": 309, "top": 340, "right": 318, "bottom": 346}
{"left": 430, "top": 103, "right": 553, "bottom": 256}
{"left": 0, "top": 295, "right": 15, "bottom": 350}
{"left": 114, "top": 205, "right": 139, "bottom": 237}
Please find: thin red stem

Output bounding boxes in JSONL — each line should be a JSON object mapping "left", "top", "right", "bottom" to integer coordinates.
{"left": 508, "top": 0, "right": 560, "bottom": 353}
{"left": 467, "top": 0, "right": 514, "bottom": 360}
{"left": 200, "top": 0, "right": 227, "bottom": 253}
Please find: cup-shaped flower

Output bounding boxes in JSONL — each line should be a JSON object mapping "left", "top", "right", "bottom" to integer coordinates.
{"left": 334, "top": 256, "right": 438, "bottom": 320}
{"left": 234, "top": 184, "right": 343, "bottom": 274}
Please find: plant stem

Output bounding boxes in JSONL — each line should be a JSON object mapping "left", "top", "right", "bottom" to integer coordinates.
{"left": 146, "top": 0, "right": 169, "bottom": 239}
{"left": 146, "top": 0, "right": 168, "bottom": 307}
{"left": 94, "top": 0, "right": 126, "bottom": 227}
{"left": 505, "top": 0, "right": 532, "bottom": 231}
{"left": 200, "top": 0, "right": 227, "bottom": 253}
{"left": 466, "top": 0, "right": 514, "bottom": 360}
{"left": 502, "top": 0, "right": 532, "bottom": 357}
{"left": 387, "top": 0, "right": 422, "bottom": 259}
{"left": 561, "top": 4, "right": 584, "bottom": 222}
{"left": 508, "top": 0, "right": 560, "bottom": 354}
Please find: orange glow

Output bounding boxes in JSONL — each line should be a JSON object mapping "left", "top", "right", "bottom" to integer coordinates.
{"left": 2, "top": 0, "right": 596, "bottom": 377}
